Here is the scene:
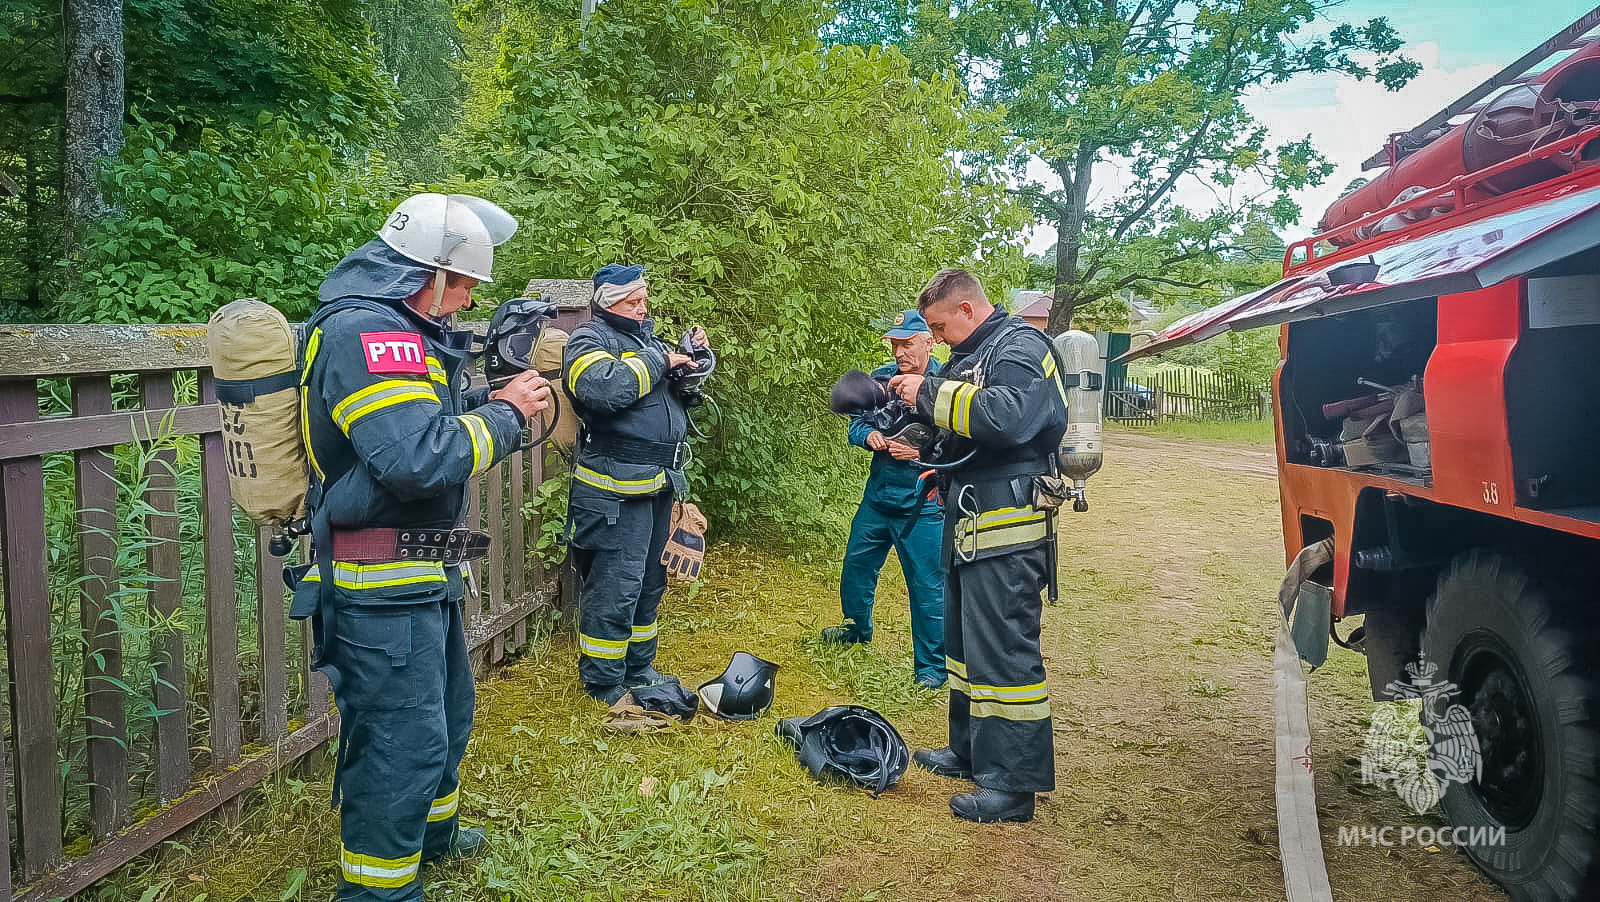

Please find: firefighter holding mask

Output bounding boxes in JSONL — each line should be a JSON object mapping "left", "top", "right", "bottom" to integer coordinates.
{"left": 887, "top": 268, "right": 1068, "bottom": 823}
{"left": 563, "top": 264, "right": 709, "bottom": 705}
{"left": 294, "top": 193, "right": 551, "bottom": 900}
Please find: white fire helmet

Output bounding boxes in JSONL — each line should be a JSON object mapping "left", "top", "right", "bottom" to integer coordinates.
{"left": 377, "top": 193, "right": 518, "bottom": 283}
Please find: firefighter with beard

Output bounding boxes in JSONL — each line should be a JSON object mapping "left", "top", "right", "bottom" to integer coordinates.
{"left": 294, "top": 193, "right": 552, "bottom": 899}
{"left": 563, "top": 264, "right": 710, "bottom": 704}
{"left": 887, "top": 268, "right": 1068, "bottom": 823}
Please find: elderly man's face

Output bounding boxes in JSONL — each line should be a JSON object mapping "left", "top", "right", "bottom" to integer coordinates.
{"left": 890, "top": 333, "right": 933, "bottom": 374}
{"left": 608, "top": 287, "right": 650, "bottom": 322}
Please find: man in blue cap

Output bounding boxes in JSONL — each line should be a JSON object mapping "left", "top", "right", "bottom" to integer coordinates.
{"left": 562, "top": 263, "right": 709, "bottom": 704}
{"left": 823, "top": 309, "right": 946, "bottom": 689}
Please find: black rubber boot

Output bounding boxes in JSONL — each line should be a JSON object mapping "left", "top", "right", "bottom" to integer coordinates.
{"left": 586, "top": 684, "right": 627, "bottom": 705}
{"left": 950, "top": 787, "right": 1035, "bottom": 823}
{"left": 912, "top": 746, "right": 973, "bottom": 780}
{"left": 426, "top": 826, "right": 487, "bottom": 864}
{"left": 821, "top": 625, "right": 870, "bottom": 645}
{"left": 624, "top": 666, "right": 673, "bottom": 689}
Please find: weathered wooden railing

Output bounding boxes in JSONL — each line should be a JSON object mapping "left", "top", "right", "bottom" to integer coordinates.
{"left": 0, "top": 280, "right": 588, "bottom": 900}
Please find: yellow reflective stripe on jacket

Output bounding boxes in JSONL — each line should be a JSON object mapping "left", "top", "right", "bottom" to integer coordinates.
{"left": 299, "top": 560, "right": 447, "bottom": 590}
{"left": 1042, "top": 351, "right": 1069, "bottom": 405}
{"left": 946, "top": 657, "right": 968, "bottom": 680}
{"left": 341, "top": 846, "right": 421, "bottom": 889}
{"left": 301, "top": 327, "right": 326, "bottom": 481}
{"left": 621, "top": 352, "right": 652, "bottom": 395}
{"left": 969, "top": 698, "right": 1051, "bottom": 722}
{"left": 425, "top": 355, "right": 449, "bottom": 387}
{"left": 933, "top": 379, "right": 978, "bottom": 437}
{"left": 427, "top": 788, "right": 459, "bottom": 823}
{"left": 330, "top": 379, "right": 440, "bottom": 435}
{"left": 573, "top": 465, "right": 667, "bottom": 496}
{"left": 567, "top": 349, "right": 614, "bottom": 392}
{"left": 957, "top": 505, "right": 1049, "bottom": 556}
{"left": 947, "top": 673, "right": 1048, "bottom": 703}
{"left": 631, "top": 621, "right": 658, "bottom": 643}
{"left": 460, "top": 413, "right": 495, "bottom": 476}
{"left": 578, "top": 632, "right": 628, "bottom": 660}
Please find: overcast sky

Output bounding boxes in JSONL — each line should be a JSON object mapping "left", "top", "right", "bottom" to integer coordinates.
{"left": 1024, "top": 0, "right": 1599, "bottom": 255}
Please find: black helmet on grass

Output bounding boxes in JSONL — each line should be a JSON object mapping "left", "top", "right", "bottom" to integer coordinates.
{"left": 698, "top": 652, "right": 779, "bottom": 720}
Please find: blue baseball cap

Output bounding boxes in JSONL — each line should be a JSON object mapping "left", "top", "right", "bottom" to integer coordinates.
{"left": 593, "top": 263, "right": 645, "bottom": 288}
{"left": 883, "top": 309, "right": 930, "bottom": 339}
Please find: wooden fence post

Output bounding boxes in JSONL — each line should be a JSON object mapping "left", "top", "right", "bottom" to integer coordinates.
{"left": 0, "top": 379, "right": 63, "bottom": 880}
{"left": 74, "top": 376, "right": 130, "bottom": 838}
{"left": 140, "top": 373, "right": 190, "bottom": 804}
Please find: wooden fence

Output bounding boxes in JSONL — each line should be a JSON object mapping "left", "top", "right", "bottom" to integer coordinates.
{"left": 1103, "top": 368, "right": 1269, "bottom": 424}
{"left": 0, "top": 280, "right": 588, "bottom": 901}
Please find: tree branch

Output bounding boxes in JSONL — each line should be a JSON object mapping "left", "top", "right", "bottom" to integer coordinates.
{"left": 1107, "top": 19, "right": 1247, "bottom": 244}
{"left": 1112, "top": 271, "right": 1215, "bottom": 293}
{"left": 1006, "top": 185, "right": 1064, "bottom": 218}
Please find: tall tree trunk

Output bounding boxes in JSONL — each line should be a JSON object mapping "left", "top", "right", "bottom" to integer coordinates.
{"left": 1047, "top": 146, "right": 1095, "bottom": 334}
{"left": 64, "top": 0, "right": 124, "bottom": 250}
{"left": 24, "top": 141, "right": 42, "bottom": 308}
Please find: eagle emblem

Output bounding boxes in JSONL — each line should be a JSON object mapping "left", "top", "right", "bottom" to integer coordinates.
{"left": 893, "top": 312, "right": 905, "bottom": 326}
{"left": 1361, "top": 656, "right": 1481, "bottom": 814}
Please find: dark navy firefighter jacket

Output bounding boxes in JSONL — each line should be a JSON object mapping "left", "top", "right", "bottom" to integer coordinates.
{"left": 563, "top": 307, "right": 691, "bottom": 498}
{"left": 290, "top": 239, "right": 528, "bottom": 621}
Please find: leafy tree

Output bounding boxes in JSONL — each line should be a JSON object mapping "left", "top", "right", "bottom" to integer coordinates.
{"left": 63, "top": 115, "right": 398, "bottom": 324}
{"left": 1, "top": 0, "right": 399, "bottom": 317}
{"left": 832, "top": 0, "right": 1420, "bottom": 331}
{"left": 458, "top": 0, "right": 1027, "bottom": 539}
{"left": 366, "top": 0, "right": 471, "bottom": 184}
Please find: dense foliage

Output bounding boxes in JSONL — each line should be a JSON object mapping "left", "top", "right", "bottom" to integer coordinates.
{"left": 457, "top": 0, "right": 1026, "bottom": 537}
{"left": 0, "top": 0, "right": 398, "bottom": 316}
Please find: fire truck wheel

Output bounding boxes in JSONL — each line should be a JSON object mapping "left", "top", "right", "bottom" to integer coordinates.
{"left": 1420, "top": 550, "right": 1600, "bottom": 902}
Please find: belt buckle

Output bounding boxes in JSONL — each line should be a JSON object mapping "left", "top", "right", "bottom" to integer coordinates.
{"left": 673, "top": 442, "right": 691, "bottom": 469}
{"left": 442, "top": 527, "right": 471, "bottom": 564}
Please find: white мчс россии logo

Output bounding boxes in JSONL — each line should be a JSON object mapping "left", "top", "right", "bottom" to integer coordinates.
{"left": 1360, "top": 656, "right": 1481, "bottom": 815}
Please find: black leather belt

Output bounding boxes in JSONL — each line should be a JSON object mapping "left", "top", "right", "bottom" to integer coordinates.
{"left": 584, "top": 433, "right": 691, "bottom": 469}
{"left": 331, "top": 527, "right": 490, "bottom": 564}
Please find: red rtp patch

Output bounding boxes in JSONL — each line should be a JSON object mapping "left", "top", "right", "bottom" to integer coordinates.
{"left": 360, "top": 331, "right": 428, "bottom": 374}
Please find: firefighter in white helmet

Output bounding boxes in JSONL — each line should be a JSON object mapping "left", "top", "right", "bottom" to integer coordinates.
{"left": 291, "top": 193, "right": 549, "bottom": 901}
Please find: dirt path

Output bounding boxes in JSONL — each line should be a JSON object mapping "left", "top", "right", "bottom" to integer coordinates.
{"left": 135, "top": 429, "right": 1509, "bottom": 902}
{"left": 809, "top": 428, "right": 1504, "bottom": 901}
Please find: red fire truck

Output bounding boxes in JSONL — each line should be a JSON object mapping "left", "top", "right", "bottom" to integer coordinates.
{"left": 1131, "top": 9, "right": 1600, "bottom": 900}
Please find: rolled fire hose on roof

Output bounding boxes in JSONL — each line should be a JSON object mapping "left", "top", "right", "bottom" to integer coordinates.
{"left": 1275, "top": 538, "right": 1336, "bottom": 902}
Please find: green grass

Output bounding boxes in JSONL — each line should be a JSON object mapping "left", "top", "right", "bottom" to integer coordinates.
{"left": 112, "top": 546, "right": 945, "bottom": 902}
{"left": 1111, "top": 417, "right": 1276, "bottom": 445}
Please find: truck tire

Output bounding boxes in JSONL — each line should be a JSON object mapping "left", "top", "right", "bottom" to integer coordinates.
{"left": 1419, "top": 550, "right": 1600, "bottom": 901}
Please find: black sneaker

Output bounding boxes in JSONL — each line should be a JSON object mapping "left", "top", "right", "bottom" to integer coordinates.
{"left": 820, "top": 625, "right": 870, "bottom": 645}
{"left": 912, "top": 746, "right": 972, "bottom": 780}
{"left": 624, "top": 666, "right": 673, "bottom": 689}
{"left": 950, "top": 787, "right": 1035, "bottom": 823}
{"left": 586, "top": 684, "right": 627, "bottom": 705}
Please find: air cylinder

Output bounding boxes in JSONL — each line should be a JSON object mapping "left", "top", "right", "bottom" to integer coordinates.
{"left": 1052, "top": 329, "right": 1104, "bottom": 512}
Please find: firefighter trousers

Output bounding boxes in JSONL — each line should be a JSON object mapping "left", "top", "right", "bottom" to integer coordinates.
{"left": 327, "top": 568, "right": 474, "bottom": 901}
{"left": 944, "top": 543, "right": 1056, "bottom": 793}
{"left": 569, "top": 483, "right": 675, "bottom": 689}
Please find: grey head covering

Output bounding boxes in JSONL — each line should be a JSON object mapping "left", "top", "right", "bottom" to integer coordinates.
{"left": 317, "top": 238, "right": 434, "bottom": 309}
